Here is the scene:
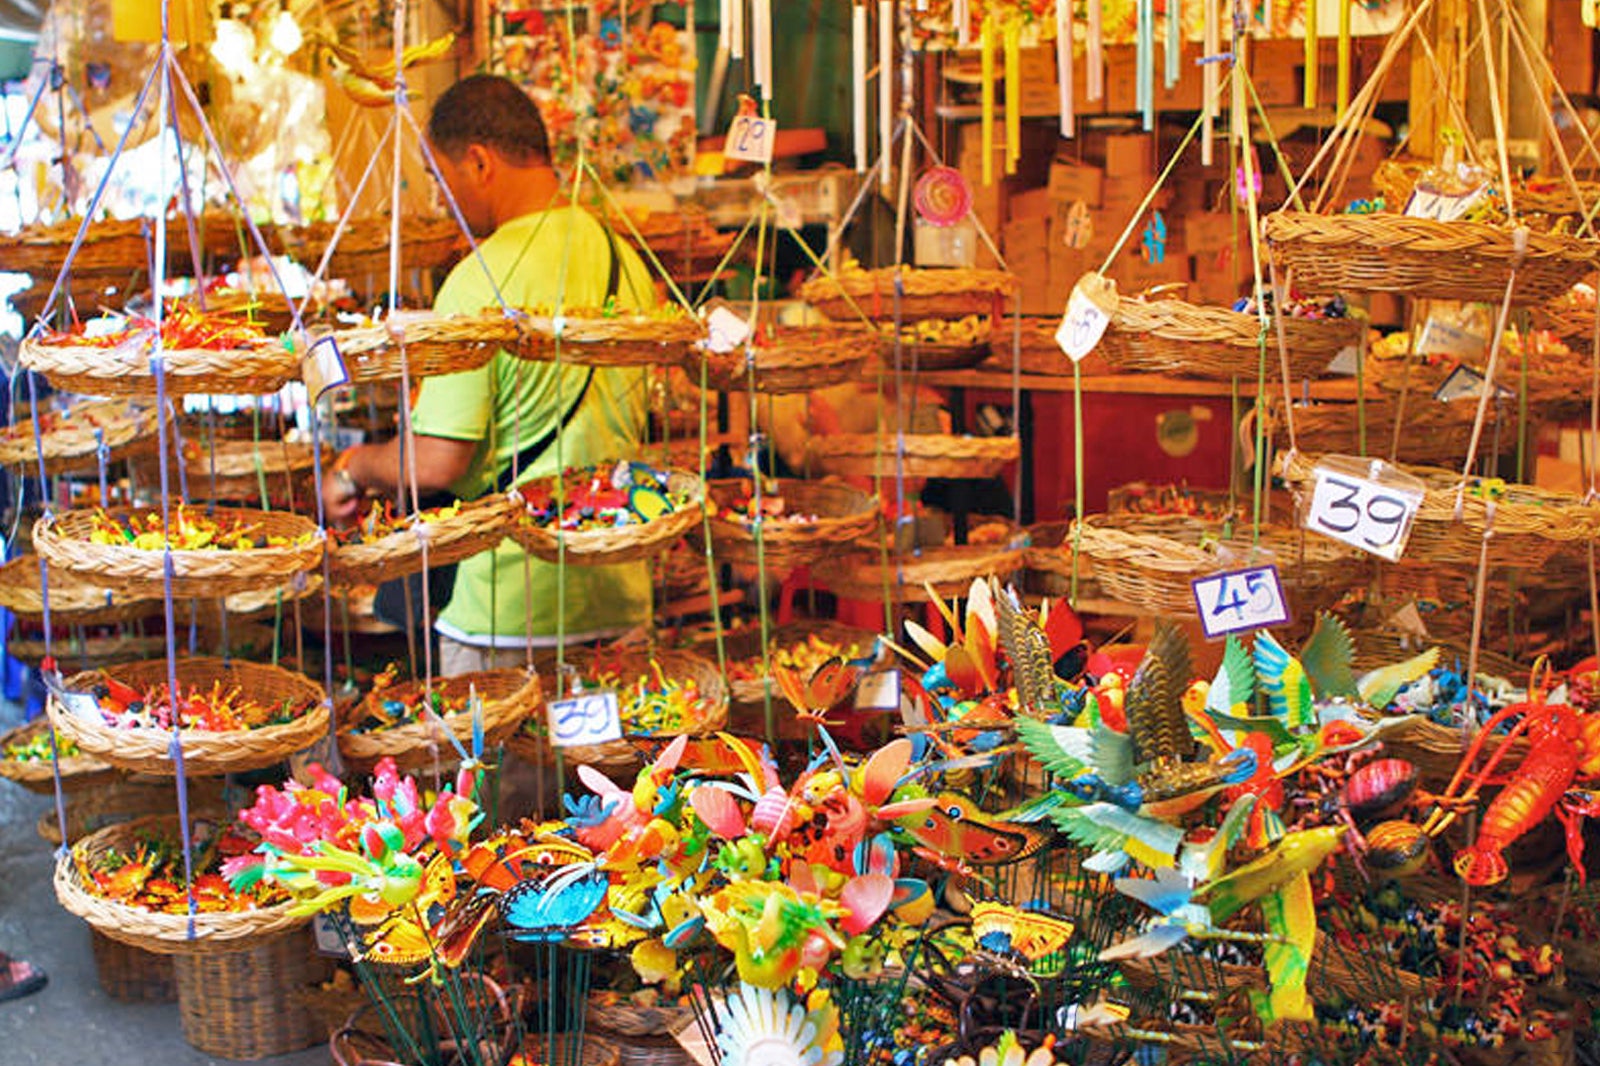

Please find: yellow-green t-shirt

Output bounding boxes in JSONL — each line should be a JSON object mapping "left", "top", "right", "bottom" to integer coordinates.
{"left": 410, "top": 206, "right": 654, "bottom": 644}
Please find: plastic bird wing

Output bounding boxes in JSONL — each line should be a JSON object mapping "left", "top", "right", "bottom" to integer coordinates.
{"left": 1014, "top": 718, "right": 1133, "bottom": 785}
{"left": 1253, "top": 631, "right": 1314, "bottom": 732}
{"left": 1358, "top": 647, "right": 1440, "bottom": 710}
{"left": 1048, "top": 802, "right": 1185, "bottom": 869}
{"left": 1300, "top": 614, "right": 1359, "bottom": 701}
{"left": 993, "top": 580, "right": 1058, "bottom": 714}
{"left": 1205, "top": 636, "right": 1257, "bottom": 717}
{"left": 1126, "top": 622, "right": 1194, "bottom": 766}
{"left": 1113, "top": 864, "right": 1194, "bottom": 916}
{"left": 1257, "top": 873, "right": 1316, "bottom": 1023}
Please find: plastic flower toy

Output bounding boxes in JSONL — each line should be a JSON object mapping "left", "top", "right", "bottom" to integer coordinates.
{"left": 88, "top": 504, "right": 311, "bottom": 551}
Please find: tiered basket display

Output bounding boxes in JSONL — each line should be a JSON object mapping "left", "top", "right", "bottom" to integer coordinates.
{"left": 0, "top": 399, "right": 164, "bottom": 474}
{"left": 805, "top": 433, "right": 1020, "bottom": 479}
{"left": 1097, "top": 295, "right": 1360, "bottom": 380}
{"left": 812, "top": 543, "right": 1026, "bottom": 603}
{"left": 337, "top": 668, "right": 543, "bottom": 772}
{"left": 694, "top": 477, "right": 879, "bottom": 571}
{"left": 516, "top": 311, "right": 706, "bottom": 367}
{"left": 799, "top": 266, "right": 1018, "bottom": 322}
{"left": 509, "top": 470, "right": 705, "bottom": 565}
{"left": 0, "top": 213, "right": 259, "bottom": 278}
{"left": 688, "top": 324, "right": 877, "bottom": 392}
{"left": 1262, "top": 212, "right": 1599, "bottom": 305}
{"left": 181, "top": 438, "right": 324, "bottom": 504}
{"left": 0, "top": 555, "right": 164, "bottom": 626}
{"left": 47, "top": 657, "right": 328, "bottom": 776}
{"left": 318, "top": 311, "right": 521, "bottom": 383}
{"left": 328, "top": 493, "right": 519, "bottom": 588}
{"left": 34, "top": 505, "right": 324, "bottom": 598}
{"left": 19, "top": 336, "right": 299, "bottom": 398}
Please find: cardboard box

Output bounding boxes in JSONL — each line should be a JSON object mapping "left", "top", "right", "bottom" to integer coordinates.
{"left": 1047, "top": 160, "right": 1104, "bottom": 206}
{"left": 1102, "top": 43, "right": 1206, "bottom": 114}
{"left": 1008, "top": 187, "right": 1053, "bottom": 226}
{"left": 1184, "top": 211, "right": 1237, "bottom": 256}
{"left": 1105, "top": 133, "right": 1155, "bottom": 178}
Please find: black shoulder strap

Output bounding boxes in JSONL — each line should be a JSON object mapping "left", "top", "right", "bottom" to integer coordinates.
{"left": 493, "top": 225, "right": 624, "bottom": 493}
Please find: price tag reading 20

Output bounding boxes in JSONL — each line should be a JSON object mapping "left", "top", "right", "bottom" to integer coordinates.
{"left": 1191, "top": 565, "right": 1290, "bottom": 639}
{"left": 1305, "top": 457, "right": 1426, "bottom": 562}
{"left": 548, "top": 690, "right": 622, "bottom": 748}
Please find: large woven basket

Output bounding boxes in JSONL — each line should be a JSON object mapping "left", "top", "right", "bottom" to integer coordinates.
{"left": 7, "top": 633, "right": 169, "bottom": 671}
{"left": 693, "top": 478, "right": 879, "bottom": 572}
{"left": 509, "top": 470, "right": 704, "bottom": 566}
{"left": 0, "top": 215, "right": 251, "bottom": 277}
{"left": 985, "top": 317, "right": 1076, "bottom": 375}
{"left": 0, "top": 555, "right": 164, "bottom": 626}
{"left": 55, "top": 815, "right": 310, "bottom": 956}
{"left": 174, "top": 928, "right": 331, "bottom": 1059}
{"left": 92, "top": 930, "right": 177, "bottom": 1003}
{"left": 328, "top": 493, "right": 518, "bottom": 589}
{"left": 1530, "top": 284, "right": 1595, "bottom": 341}
{"left": 1362, "top": 349, "right": 1588, "bottom": 420}
{"left": 1270, "top": 398, "right": 1494, "bottom": 468}
{"left": 806, "top": 433, "right": 1020, "bottom": 479}
{"left": 34, "top": 505, "right": 324, "bottom": 598}
{"left": 0, "top": 716, "right": 117, "bottom": 795}
{"left": 812, "top": 544, "right": 1025, "bottom": 603}
{"left": 587, "top": 995, "right": 695, "bottom": 1038}
{"left": 37, "top": 777, "right": 227, "bottom": 847}
{"left": 517, "top": 312, "right": 706, "bottom": 367}
{"left": 1073, "top": 514, "right": 1355, "bottom": 618}
{"left": 0, "top": 399, "right": 164, "bottom": 474}
{"left": 689, "top": 324, "right": 877, "bottom": 393}
{"left": 1262, "top": 211, "right": 1599, "bottom": 305}
{"left": 19, "top": 335, "right": 299, "bottom": 398}
{"left": 48, "top": 657, "right": 328, "bottom": 776}
{"left": 280, "top": 215, "right": 462, "bottom": 279}
{"left": 1374, "top": 710, "right": 1530, "bottom": 793}
{"left": 181, "top": 438, "right": 324, "bottom": 505}
{"left": 800, "top": 266, "right": 1018, "bottom": 323}
{"left": 1098, "top": 295, "right": 1359, "bottom": 380}
{"left": 338, "top": 669, "right": 542, "bottom": 773}
{"left": 319, "top": 311, "right": 519, "bottom": 384}
{"left": 719, "top": 619, "right": 881, "bottom": 707}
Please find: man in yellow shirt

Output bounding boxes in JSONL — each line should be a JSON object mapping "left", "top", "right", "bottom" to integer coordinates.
{"left": 324, "top": 74, "right": 654, "bottom": 673}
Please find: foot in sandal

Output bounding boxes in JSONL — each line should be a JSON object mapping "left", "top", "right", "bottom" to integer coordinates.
{"left": 0, "top": 952, "right": 46, "bottom": 1003}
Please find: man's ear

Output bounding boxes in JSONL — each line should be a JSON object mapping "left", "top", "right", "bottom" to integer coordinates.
{"left": 463, "top": 143, "right": 494, "bottom": 180}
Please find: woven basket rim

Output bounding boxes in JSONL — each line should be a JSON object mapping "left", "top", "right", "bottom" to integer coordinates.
{"left": 0, "top": 399, "right": 165, "bottom": 470}
{"left": 0, "top": 715, "right": 115, "bottom": 787}
{"left": 328, "top": 493, "right": 518, "bottom": 588}
{"left": 510, "top": 470, "right": 705, "bottom": 565}
{"left": 338, "top": 668, "right": 542, "bottom": 766}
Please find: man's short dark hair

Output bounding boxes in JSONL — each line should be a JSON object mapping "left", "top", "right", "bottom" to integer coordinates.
{"left": 428, "top": 74, "right": 550, "bottom": 166}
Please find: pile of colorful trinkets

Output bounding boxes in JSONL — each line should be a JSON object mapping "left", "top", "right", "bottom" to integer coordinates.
{"left": 87, "top": 675, "right": 308, "bottom": 732}
{"left": 88, "top": 505, "right": 313, "bottom": 551}
{"left": 76, "top": 819, "right": 287, "bottom": 915}
{"left": 330, "top": 499, "right": 466, "bottom": 545}
{"left": 4, "top": 730, "right": 83, "bottom": 761}
{"left": 572, "top": 654, "right": 719, "bottom": 735}
{"left": 344, "top": 665, "right": 473, "bottom": 735}
{"left": 519, "top": 461, "right": 686, "bottom": 534}
{"left": 41, "top": 303, "right": 272, "bottom": 351}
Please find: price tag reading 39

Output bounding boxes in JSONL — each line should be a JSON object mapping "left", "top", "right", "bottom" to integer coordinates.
{"left": 548, "top": 690, "right": 622, "bottom": 748}
{"left": 1191, "top": 565, "right": 1290, "bottom": 639}
{"left": 724, "top": 115, "right": 777, "bottom": 164}
{"left": 1305, "top": 456, "right": 1426, "bottom": 562}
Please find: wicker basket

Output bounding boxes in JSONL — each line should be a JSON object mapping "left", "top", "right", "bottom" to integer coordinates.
{"left": 338, "top": 668, "right": 542, "bottom": 772}
{"left": 885, "top": 335, "right": 993, "bottom": 371}
{"left": 688, "top": 324, "right": 877, "bottom": 393}
{"left": 1271, "top": 397, "right": 1494, "bottom": 468}
{"left": 1262, "top": 211, "right": 1599, "bottom": 305}
{"left": 1073, "top": 514, "right": 1355, "bottom": 618}
{"left": 174, "top": 929, "right": 332, "bottom": 1059}
{"left": 48, "top": 657, "right": 328, "bottom": 776}
{"left": 280, "top": 215, "right": 462, "bottom": 279}
{"left": 92, "top": 930, "right": 178, "bottom": 1003}
{"left": 0, "top": 555, "right": 164, "bottom": 626}
{"left": 719, "top": 619, "right": 882, "bottom": 707}
{"left": 0, "top": 399, "right": 164, "bottom": 474}
{"left": 800, "top": 266, "right": 1018, "bottom": 323}
{"left": 812, "top": 544, "right": 1025, "bottom": 603}
{"left": 34, "top": 505, "right": 324, "bottom": 598}
{"left": 0, "top": 216, "right": 251, "bottom": 278}
{"left": 6, "top": 633, "right": 169, "bottom": 671}
{"left": 19, "top": 335, "right": 299, "bottom": 398}
{"left": 509, "top": 471, "right": 704, "bottom": 566}
{"left": 985, "top": 317, "right": 1076, "bottom": 375}
{"left": 806, "top": 433, "right": 1020, "bottom": 479}
{"left": 1530, "top": 285, "right": 1595, "bottom": 341}
{"left": 517, "top": 313, "right": 706, "bottom": 367}
{"left": 587, "top": 996, "right": 695, "bottom": 1038}
{"left": 1098, "top": 295, "right": 1359, "bottom": 380}
{"left": 1376, "top": 712, "right": 1530, "bottom": 793}
{"left": 181, "top": 438, "right": 324, "bottom": 505}
{"left": 692, "top": 478, "right": 879, "bottom": 572}
{"left": 320, "top": 311, "right": 520, "bottom": 384}
{"left": 55, "top": 815, "right": 311, "bottom": 956}
{"left": 36, "top": 777, "right": 227, "bottom": 847}
{"left": 328, "top": 493, "right": 518, "bottom": 589}
{"left": 0, "top": 715, "right": 116, "bottom": 794}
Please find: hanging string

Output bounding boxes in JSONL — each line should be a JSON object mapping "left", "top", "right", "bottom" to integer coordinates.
{"left": 24, "top": 370, "right": 69, "bottom": 851}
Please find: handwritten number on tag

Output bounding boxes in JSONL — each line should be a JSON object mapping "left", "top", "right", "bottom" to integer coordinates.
{"left": 548, "top": 691, "right": 622, "bottom": 747}
{"left": 725, "top": 116, "right": 776, "bottom": 164}
{"left": 1191, "top": 565, "right": 1289, "bottom": 638}
{"left": 1306, "top": 470, "right": 1421, "bottom": 561}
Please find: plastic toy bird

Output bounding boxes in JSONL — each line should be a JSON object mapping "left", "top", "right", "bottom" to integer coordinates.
{"left": 567, "top": 735, "right": 688, "bottom": 862}
{"left": 314, "top": 32, "right": 458, "bottom": 107}
{"left": 991, "top": 579, "right": 1089, "bottom": 715}
{"left": 890, "top": 578, "right": 1001, "bottom": 699}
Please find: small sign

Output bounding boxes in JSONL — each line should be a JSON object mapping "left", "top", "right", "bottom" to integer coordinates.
{"left": 311, "top": 914, "right": 353, "bottom": 959}
{"left": 704, "top": 305, "right": 752, "bottom": 355}
{"left": 1061, "top": 200, "right": 1093, "bottom": 249}
{"left": 724, "top": 114, "right": 777, "bottom": 164}
{"left": 1404, "top": 181, "right": 1489, "bottom": 222}
{"left": 300, "top": 335, "right": 349, "bottom": 401}
{"left": 772, "top": 191, "right": 804, "bottom": 230}
{"left": 1305, "top": 456, "right": 1426, "bottom": 562}
{"left": 1055, "top": 272, "right": 1119, "bottom": 361}
{"left": 854, "top": 668, "right": 902, "bottom": 712}
{"left": 1433, "top": 364, "right": 1513, "bottom": 403}
{"left": 548, "top": 690, "right": 622, "bottom": 748}
{"left": 40, "top": 667, "right": 101, "bottom": 721}
{"left": 1191, "top": 565, "right": 1291, "bottom": 638}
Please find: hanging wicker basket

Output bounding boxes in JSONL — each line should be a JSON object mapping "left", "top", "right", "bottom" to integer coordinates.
{"left": 47, "top": 657, "right": 328, "bottom": 776}
{"left": 1269, "top": 397, "right": 1494, "bottom": 469}
{"left": 692, "top": 478, "right": 879, "bottom": 572}
{"left": 800, "top": 266, "right": 1018, "bottom": 323}
{"left": 806, "top": 433, "right": 1020, "bottom": 479}
{"left": 0, "top": 716, "right": 117, "bottom": 795}
{"left": 1262, "top": 211, "right": 1599, "bottom": 305}
{"left": 317, "top": 311, "right": 520, "bottom": 384}
{"left": 19, "top": 332, "right": 299, "bottom": 398}
{"left": 719, "top": 619, "right": 881, "bottom": 707}
{"left": 688, "top": 324, "right": 877, "bottom": 393}
{"left": 328, "top": 493, "right": 518, "bottom": 589}
{"left": 55, "top": 815, "right": 310, "bottom": 956}
{"left": 7, "top": 633, "right": 170, "bottom": 671}
{"left": 509, "top": 471, "right": 705, "bottom": 566}
{"left": 517, "top": 312, "right": 707, "bottom": 367}
{"left": 1530, "top": 284, "right": 1596, "bottom": 341}
{"left": 587, "top": 996, "right": 695, "bottom": 1039}
{"left": 179, "top": 438, "right": 325, "bottom": 505}
{"left": 985, "top": 317, "right": 1077, "bottom": 375}
{"left": 280, "top": 216, "right": 462, "bottom": 279}
{"left": 337, "top": 668, "right": 542, "bottom": 773}
{"left": 812, "top": 544, "right": 1025, "bottom": 603}
{"left": 0, "top": 555, "right": 164, "bottom": 626}
{"left": 0, "top": 399, "right": 165, "bottom": 474}
{"left": 1097, "top": 295, "right": 1359, "bottom": 380}
{"left": 0, "top": 215, "right": 253, "bottom": 278}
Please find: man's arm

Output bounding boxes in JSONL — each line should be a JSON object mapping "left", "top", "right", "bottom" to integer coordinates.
{"left": 324, "top": 434, "right": 478, "bottom": 524}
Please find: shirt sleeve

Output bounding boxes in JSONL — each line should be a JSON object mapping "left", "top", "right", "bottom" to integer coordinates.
{"left": 410, "top": 362, "right": 492, "bottom": 442}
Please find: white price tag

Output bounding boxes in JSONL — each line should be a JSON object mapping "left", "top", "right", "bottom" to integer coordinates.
{"left": 854, "top": 668, "right": 902, "bottom": 711}
{"left": 1404, "top": 182, "right": 1488, "bottom": 222}
{"left": 724, "top": 115, "right": 777, "bottom": 164}
{"left": 1191, "top": 564, "right": 1290, "bottom": 639}
{"left": 40, "top": 668, "right": 100, "bottom": 721}
{"left": 300, "top": 335, "right": 349, "bottom": 401}
{"left": 1433, "top": 364, "right": 1513, "bottom": 403}
{"left": 1055, "top": 272, "right": 1119, "bottom": 362}
{"left": 1305, "top": 457, "right": 1426, "bottom": 562}
{"left": 311, "top": 914, "right": 353, "bottom": 958}
{"left": 704, "top": 305, "right": 752, "bottom": 355}
{"left": 548, "top": 690, "right": 622, "bottom": 748}
{"left": 772, "top": 192, "right": 804, "bottom": 231}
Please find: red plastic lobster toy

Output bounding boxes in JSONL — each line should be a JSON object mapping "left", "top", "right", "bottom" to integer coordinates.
{"left": 1425, "top": 664, "right": 1600, "bottom": 886}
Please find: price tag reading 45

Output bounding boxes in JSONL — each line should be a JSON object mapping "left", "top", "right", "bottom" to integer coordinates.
{"left": 1305, "top": 455, "right": 1426, "bottom": 562}
{"left": 548, "top": 690, "right": 622, "bottom": 748}
{"left": 724, "top": 115, "right": 776, "bottom": 164}
{"left": 1191, "top": 565, "right": 1290, "bottom": 639}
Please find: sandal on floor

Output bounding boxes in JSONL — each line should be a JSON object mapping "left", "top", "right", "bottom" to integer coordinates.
{"left": 0, "top": 954, "right": 46, "bottom": 1003}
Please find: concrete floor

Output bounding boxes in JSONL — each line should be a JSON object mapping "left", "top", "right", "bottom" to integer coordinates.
{"left": 0, "top": 702, "right": 328, "bottom": 1066}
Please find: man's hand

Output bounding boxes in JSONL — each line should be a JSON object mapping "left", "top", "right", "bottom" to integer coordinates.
{"left": 323, "top": 463, "right": 363, "bottom": 528}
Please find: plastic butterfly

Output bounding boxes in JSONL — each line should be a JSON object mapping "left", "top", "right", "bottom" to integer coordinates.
{"left": 500, "top": 863, "right": 610, "bottom": 942}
